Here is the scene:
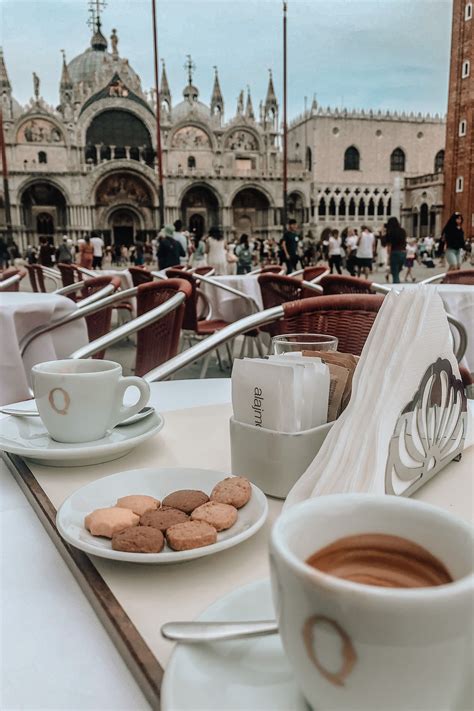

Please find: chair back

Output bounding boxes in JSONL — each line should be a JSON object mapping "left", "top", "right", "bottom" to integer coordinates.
{"left": 303, "top": 266, "right": 329, "bottom": 281}
{"left": 441, "top": 269, "right": 474, "bottom": 285}
{"left": 320, "top": 275, "right": 374, "bottom": 295}
{"left": 129, "top": 266, "right": 154, "bottom": 287}
{"left": 279, "top": 293, "right": 385, "bottom": 355}
{"left": 258, "top": 273, "right": 316, "bottom": 335}
{"left": 0, "top": 267, "right": 25, "bottom": 292}
{"left": 25, "top": 264, "right": 47, "bottom": 293}
{"left": 260, "top": 265, "right": 284, "bottom": 274}
{"left": 81, "top": 276, "right": 122, "bottom": 358}
{"left": 57, "top": 263, "right": 76, "bottom": 288}
{"left": 190, "top": 266, "right": 215, "bottom": 277}
{"left": 166, "top": 269, "right": 198, "bottom": 330}
{"left": 135, "top": 278, "right": 192, "bottom": 377}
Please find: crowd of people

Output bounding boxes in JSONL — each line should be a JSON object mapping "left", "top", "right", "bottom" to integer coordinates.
{"left": 0, "top": 211, "right": 470, "bottom": 284}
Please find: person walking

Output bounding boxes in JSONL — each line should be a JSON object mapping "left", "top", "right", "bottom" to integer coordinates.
{"left": 79, "top": 235, "right": 94, "bottom": 269}
{"left": 356, "top": 226, "right": 375, "bottom": 279}
{"left": 385, "top": 217, "right": 407, "bottom": 284}
{"left": 56, "top": 236, "right": 73, "bottom": 264}
{"left": 90, "top": 231, "right": 104, "bottom": 269}
{"left": 38, "top": 237, "right": 55, "bottom": 267}
{"left": 404, "top": 238, "right": 417, "bottom": 282}
{"left": 157, "top": 225, "right": 185, "bottom": 269}
{"left": 328, "top": 229, "right": 343, "bottom": 274}
{"left": 281, "top": 219, "right": 300, "bottom": 274}
{"left": 189, "top": 233, "right": 207, "bottom": 269}
{"left": 442, "top": 212, "right": 465, "bottom": 271}
{"left": 345, "top": 228, "right": 358, "bottom": 276}
{"left": 206, "top": 226, "right": 227, "bottom": 275}
{"left": 173, "top": 220, "right": 189, "bottom": 266}
{"left": 235, "top": 234, "right": 253, "bottom": 274}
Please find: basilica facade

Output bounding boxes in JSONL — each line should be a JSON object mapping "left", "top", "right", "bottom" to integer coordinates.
{"left": 0, "top": 13, "right": 447, "bottom": 249}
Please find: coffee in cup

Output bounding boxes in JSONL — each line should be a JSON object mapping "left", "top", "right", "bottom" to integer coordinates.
{"left": 32, "top": 359, "right": 150, "bottom": 443}
{"left": 270, "top": 494, "right": 474, "bottom": 710}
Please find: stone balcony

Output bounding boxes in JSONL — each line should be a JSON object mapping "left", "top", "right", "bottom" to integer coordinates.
{"left": 405, "top": 172, "right": 444, "bottom": 188}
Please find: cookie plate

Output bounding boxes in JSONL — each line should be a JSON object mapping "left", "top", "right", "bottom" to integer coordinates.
{"left": 56, "top": 467, "right": 268, "bottom": 564}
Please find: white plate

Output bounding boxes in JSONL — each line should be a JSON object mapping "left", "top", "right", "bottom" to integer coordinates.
{"left": 0, "top": 411, "right": 164, "bottom": 467}
{"left": 162, "top": 579, "right": 305, "bottom": 711}
{"left": 56, "top": 467, "right": 268, "bottom": 564}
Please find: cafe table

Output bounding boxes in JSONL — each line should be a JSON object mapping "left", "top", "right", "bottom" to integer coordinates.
{"left": 1, "top": 378, "right": 473, "bottom": 710}
{"left": 0, "top": 292, "right": 88, "bottom": 406}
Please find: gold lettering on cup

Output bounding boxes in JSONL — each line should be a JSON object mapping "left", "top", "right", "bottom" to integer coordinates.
{"left": 302, "top": 615, "right": 356, "bottom": 687}
{"left": 48, "top": 387, "right": 71, "bottom": 415}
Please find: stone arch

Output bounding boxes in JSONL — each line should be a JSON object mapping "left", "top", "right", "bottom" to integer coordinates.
{"left": 318, "top": 197, "right": 326, "bottom": 216}
{"left": 306, "top": 146, "right": 312, "bottom": 172}
{"left": 232, "top": 186, "right": 271, "bottom": 235}
{"left": 87, "top": 160, "right": 158, "bottom": 205}
{"left": 180, "top": 183, "right": 221, "bottom": 237}
{"left": 288, "top": 191, "right": 306, "bottom": 225}
{"left": 84, "top": 108, "right": 154, "bottom": 166}
{"left": 15, "top": 114, "right": 67, "bottom": 145}
{"left": 169, "top": 122, "right": 215, "bottom": 151}
{"left": 344, "top": 145, "right": 360, "bottom": 171}
{"left": 228, "top": 182, "right": 274, "bottom": 208}
{"left": 94, "top": 171, "right": 154, "bottom": 209}
{"left": 348, "top": 197, "right": 356, "bottom": 216}
{"left": 77, "top": 98, "right": 157, "bottom": 148}
{"left": 223, "top": 126, "right": 262, "bottom": 153}
{"left": 19, "top": 179, "right": 69, "bottom": 234}
{"left": 390, "top": 147, "right": 406, "bottom": 172}
{"left": 434, "top": 149, "right": 444, "bottom": 173}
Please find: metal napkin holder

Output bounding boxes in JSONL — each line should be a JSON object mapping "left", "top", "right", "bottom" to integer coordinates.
{"left": 385, "top": 358, "right": 467, "bottom": 497}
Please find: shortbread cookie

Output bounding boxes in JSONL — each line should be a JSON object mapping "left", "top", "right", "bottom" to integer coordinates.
{"left": 210, "top": 477, "right": 252, "bottom": 509}
{"left": 162, "top": 490, "right": 209, "bottom": 514}
{"left": 116, "top": 495, "right": 160, "bottom": 517}
{"left": 140, "top": 507, "right": 189, "bottom": 532}
{"left": 191, "top": 501, "right": 238, "bottom": 531}
{"left": 112, "top": 526, "right": 164, "bottom": 553}
{"left": 85, "top": 507, "right": 139, "bottom": 538}
{"left": 166, "top": 520, "right": 217, "bottom": 551}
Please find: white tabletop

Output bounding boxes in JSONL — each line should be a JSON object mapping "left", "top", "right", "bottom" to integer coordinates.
{"left": 0, "top": 292, "right": 88, "bottom": 406}
{"left": 1, "top": 378, "right": 472, "bottom": 710}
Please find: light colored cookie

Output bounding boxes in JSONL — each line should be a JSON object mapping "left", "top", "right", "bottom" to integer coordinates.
{"left": 116, "top": 495, "right": 160, "bottom": 517}
{"left": 112, "top": 526, "right": 164, "bottom": 553}
{"left": 166, "top": 520, "right": 217, "bottom": 551}
{"left": 210, "top": 477, "right": 252, "bottom": 509}
{"left": 85, "top": 507, "right": 139, "bottom": 538}
{"left": 162, "top": 490, "right": 209, "bottom": 514}
{"left": 191, "top": 501, "right": 238, "bottom": 531}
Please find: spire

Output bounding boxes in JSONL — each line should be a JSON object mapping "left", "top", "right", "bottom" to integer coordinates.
{"left": 88, "top": 0, "right": 108, "bottom": 51}
{"left": 245, "top": 86, "right": 254, "bottom": 120}
{"left": 265, "top": 69, "right": 277, "bottom": 108}
{"left": 0, "top": 48, "right": 11, "bottom": 92}
{"left": 60, "top": 49, "right": 72, "bottom": 89}
{"left": 264, "top": 69, "right": 278, "bottom": 129}
{"left": 210, "top": 66, "right": 224, "bottom": 117}
{"left": 160, "top": 60, "right": 171, "bottom": 111}
{"left": 311, "top": 93, "right": 318, "bottom": 114}
{"left": 182, "top": 55, "right": 198, "bottom": 103}
{"left": 236, "top": 89, "right": 244, "bottom": 115}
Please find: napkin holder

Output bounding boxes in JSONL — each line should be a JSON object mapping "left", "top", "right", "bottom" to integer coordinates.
{"left": 230, "top": 417, "right": 334, "bottom": 498}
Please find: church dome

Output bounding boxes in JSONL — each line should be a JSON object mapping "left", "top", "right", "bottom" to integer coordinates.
{"left": 172, "top": 81, "right": 210, "bottom": 122}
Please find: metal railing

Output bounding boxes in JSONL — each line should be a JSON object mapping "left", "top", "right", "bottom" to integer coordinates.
{"left": 0, "top": 274, "right": 23, "bottom": 291}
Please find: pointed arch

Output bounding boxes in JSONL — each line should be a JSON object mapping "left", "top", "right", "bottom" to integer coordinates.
{"left": 318, "top": 197, "right": 326, "bottom": 216}
{"left": 434, "top": 149, "right": 444, "bottom": 173}
{"left": 368, "top": 197, "right": 375, "bottom": 216}
{"left": 377, "top": 197, "right": 384, "bottom": 216}
{"left": 358, "top": 197, "right": 365, "bottom": 216}
{"left": 338, "top": 197, "right": 346, "bottom": 217}
{"left": 348, "top": 197, "right": 356, "bottom": 216}
{"left": 329, "top": 197, "right": 336, "bottom": 216}
{"left": 344, "top": 145, "right": 360, "bottom": 171}
{"left": 306, "top": 146, "right": 312, "bottom": 172}
{"left": 390, "top": 147, "right": 405, "bottom": 172}
{"left": 387, "top": 198, "right": 392, "bottom": 215}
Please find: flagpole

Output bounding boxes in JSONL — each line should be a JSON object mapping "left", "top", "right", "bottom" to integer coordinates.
{"left": 282, "top": 1, "right": 288, "bottom": 229}
{"left": 151, "top": 0, "right": 165, "bottom": 228}
{"left": 0, "top": 109, "right": 12, "bottom": 243}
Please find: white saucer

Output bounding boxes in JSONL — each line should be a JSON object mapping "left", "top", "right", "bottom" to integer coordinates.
{"left": 162, "top": 579, "right": 306, "bottom": 710}
{"left": 0, "top": 411, "right": 164, "bottom": 467}
{"left": 56, "top": 467, "right": 268, "bottom": 564}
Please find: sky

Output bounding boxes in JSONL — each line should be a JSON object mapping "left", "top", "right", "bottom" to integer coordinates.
{"left": 2, "top": 0, "right": 452, "bottom": 119}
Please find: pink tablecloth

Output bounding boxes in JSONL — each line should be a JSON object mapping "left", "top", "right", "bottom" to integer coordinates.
{"left": 0, "top": 293, "right": 88, "bottom": 405}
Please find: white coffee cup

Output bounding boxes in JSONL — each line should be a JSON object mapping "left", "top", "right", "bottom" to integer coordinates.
{"left": 32, "top": 359, "right": 150, "bottom": 443}
{"left": 270, "top": 494, "right": 474, "bottom": 710}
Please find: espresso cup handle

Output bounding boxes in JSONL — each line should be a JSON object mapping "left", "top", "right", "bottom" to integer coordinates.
{"left": 110, "top": 376, "right": 150, "bottom": 428}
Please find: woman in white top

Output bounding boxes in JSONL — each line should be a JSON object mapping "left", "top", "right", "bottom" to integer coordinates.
{"left": 206, "top": 226, "right": 227, "bottom": 275}
{"left": 345, "top": 228, "right": 358, "bottom": 276}
{"left": 356, "top": 226, "right": 375, "bottom": 279}
{"left": 328, "top": 229, "right": 343, "bottom": 274}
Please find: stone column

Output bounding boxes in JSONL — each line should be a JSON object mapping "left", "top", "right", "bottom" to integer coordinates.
{"left": 125, "top": 146, "right": 131, "bottom": 160}
{"left": 391, "top": 176, "right": 402, "bottom": 220}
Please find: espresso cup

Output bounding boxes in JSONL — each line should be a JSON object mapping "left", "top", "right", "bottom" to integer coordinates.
{"left": 32, "top": 359, "right": 150, "bottom": 443}
{"left": 270, "top": 494, "right": 474, "bottom": 710}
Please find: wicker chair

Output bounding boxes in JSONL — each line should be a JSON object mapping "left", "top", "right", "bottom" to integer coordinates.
{"left": 441, "top": 269, "right": 474, "bottom": 285}
{"left": 189, "top": 266, "right": 215, "bottom": 277}
{"left": 261, "top": 264, "right": 285, "bottom": 274}
{"left": 165, "top": 269, "right": 229, "bottom": 335}
{"left": 80, "top": 276, "right": 122, "bottom": 358}
{"left": 0, "top": 267, "right": 26, "bottom": 291}
{"left": 258, "top": 273, "right": 318, "bottom": 336}
{"left": 302, "top": 266, "right": 329, "bottom": 282}
{"left": 25, "top": 264, "right": 48, "bottom": 293}
{"left": 129, "top": 266, "right": 154, "bottom": 287}
{"left": 273, "top": 294, "right": 385, "bottom": 355}
{"left": 135, "top": 278, "right": 192, "bottom": 377}
{"left": 320, "top": 275, "right": 374, "bottom": 295}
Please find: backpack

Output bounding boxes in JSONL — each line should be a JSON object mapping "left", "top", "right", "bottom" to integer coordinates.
{"left": 238, "top": 246, "right": 252, "bottom": 267}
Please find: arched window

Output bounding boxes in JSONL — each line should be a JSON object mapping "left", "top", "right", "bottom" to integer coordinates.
{"left": 377, "top": 198, "right": 384, "bottom": 216}
{"left": 390, "top": 147, "right": 405, "bottom": 172}
{"left": 329, "top": 197, "right": 336, "bottom": 216}
{"left": 466, "top": 2, "right": 473, "bottom": 20}
{"left": 306, "top": 146, "right": 312, "bottom": 172}
{"left": 434, "top": 149, "right": 444, "bottom": 172}
{"left": 338, "top": 197, "right": 346, "bottom": 217}
{"left": 348, "top": 197, "right": 356, "bottom": 216}
{"left": 462, "top": 60, "right": 470, "bottom": 78}
{"left": 358, "top": 198, "right": 365, "bottom": 216}
{"left": 188, "top": 156, "right": 196, "bottom": 169}
{"left": 368, "top": 198, "right": 375, "bottom": 216}
{"left": 344, "top": 146, "right": 360, "bottom": 171}
{"left": 387, "top": 198, "right": 392, "bottom": 215}
{"left": 38, "top": 151, "right": 47, "bottom": 164}
{"left": 318, "top": 197, "right": 326, "bottom": 216}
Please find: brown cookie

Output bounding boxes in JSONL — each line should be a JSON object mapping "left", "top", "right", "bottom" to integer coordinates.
{"left": 140, "top": 507, "right": 189, "bottom": 532}
{"left": 112, "top": 526, "right": 164, "bottom": 553}
{"left": 116, "top": 495, "right": 160, "bottom": 517}
{"left": 210, "top": 477, "right": 252, "bottom": 509}
{"left": 162, "top": 490, "right": 209, "bottom": 514}
{"left": 166, "top": 520, "right": 217, "bottom": 551}
{"left": 85, "top": 507, "right": 139, "bottom": 538}
{"left": 191, "top": 501, "right": 238, "bottom": 531}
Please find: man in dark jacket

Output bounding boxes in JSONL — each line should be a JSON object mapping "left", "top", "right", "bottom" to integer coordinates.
{"left": 157, "top": 225, "right": 185, "bottom": 269}
{"left": 281, "top": 219, "right": 300, "bottom": 274}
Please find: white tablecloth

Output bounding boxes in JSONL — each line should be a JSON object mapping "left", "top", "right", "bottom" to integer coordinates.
{"left": 0, "top": 293, "right": 88, "bottom": 406}
{"left": 380, "top": 284, "right": 474, "bottom": 372}
{"left": 201, "top": 274, "right": 263, "bottom": 322}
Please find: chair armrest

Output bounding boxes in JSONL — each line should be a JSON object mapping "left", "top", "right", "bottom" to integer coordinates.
{"left": 311, "top": 268, "right": 330, "bottom": 283}
{"left": 54, "top": 281, "right": 86, "bottom": 296}
{"left": 69, "top": 292, "right": 186, "bottom": 359}
{"left": 301, "top": 280, "right": 323, "bottom": 294}
{"left": 0, "top": 274, "right": 22, "bottom": 290}
{"left": 144, "top": 305, "right": 284, "bottom": 382}
{"left": 420, "top": 273, "right": 446, "bottom": 285}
